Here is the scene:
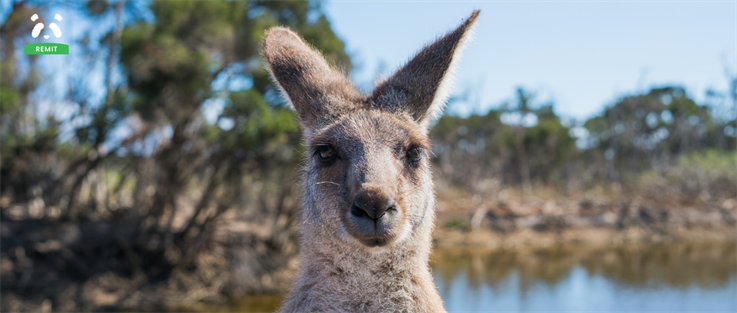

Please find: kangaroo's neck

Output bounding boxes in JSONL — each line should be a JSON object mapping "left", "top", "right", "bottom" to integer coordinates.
{"left": 279, "top": 207, "right": 444, "bottom": 313}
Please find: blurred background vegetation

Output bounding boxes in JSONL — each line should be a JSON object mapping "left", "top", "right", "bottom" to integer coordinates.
{"left": 1, "top": 0, "right": 735, "bottom": 312}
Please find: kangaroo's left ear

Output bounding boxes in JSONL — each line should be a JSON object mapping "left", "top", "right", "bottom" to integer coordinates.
{"left": 371, "top": 10, "right": 479, "bottom": 128}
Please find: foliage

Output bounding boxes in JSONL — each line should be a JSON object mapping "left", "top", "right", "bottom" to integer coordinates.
{"left": 431, "top": 89, "right": 575, "bottom": 196}
{"left": 638, "top": 150, "right": 737, "bottom": 204}
{"left": 582, "top": 87, "right": 735, "bottom": 187}
{"left": 0, "top": 1, "right": 344, "bottom": 310}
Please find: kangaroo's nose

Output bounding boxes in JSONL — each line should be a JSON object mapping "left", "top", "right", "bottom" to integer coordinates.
{"left": 351, "top": 190, "right": 396, "bottom": 221}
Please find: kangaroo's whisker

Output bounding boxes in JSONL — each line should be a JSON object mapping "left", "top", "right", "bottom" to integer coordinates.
{"left": 316, "top": 181, "right": 343, "bottom": 188}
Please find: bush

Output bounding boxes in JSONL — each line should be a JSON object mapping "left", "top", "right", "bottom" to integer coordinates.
{"left": 639, "top": 150, "right": 737, "bottom": 205}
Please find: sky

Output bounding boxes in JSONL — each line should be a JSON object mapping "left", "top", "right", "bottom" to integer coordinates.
{"left": 323, "top": 1, "right": 736, "bottom": 120}
{"left": 2, "top": 0, "right": 734, "bottom": 126}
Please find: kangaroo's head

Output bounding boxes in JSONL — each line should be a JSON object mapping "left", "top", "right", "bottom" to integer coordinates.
{"left": 262, "top": 11, "right": 479, "bottom": 250}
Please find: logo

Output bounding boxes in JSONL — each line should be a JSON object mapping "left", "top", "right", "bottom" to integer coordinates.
{"left": 24, "top": 13, "right": 68, "bottom": 55}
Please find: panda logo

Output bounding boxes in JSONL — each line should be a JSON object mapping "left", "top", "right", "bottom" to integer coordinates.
{"left": 30, "top": 13, "right": 62, "bottom": 39}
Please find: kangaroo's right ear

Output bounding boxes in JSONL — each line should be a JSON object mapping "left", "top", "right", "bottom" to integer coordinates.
{"left": 262, "top": 27, "right": 361, "bottom": 133}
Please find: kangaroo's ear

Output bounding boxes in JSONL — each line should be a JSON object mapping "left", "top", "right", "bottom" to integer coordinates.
{"left": 371, "top": 10, "right": 479, "bottom": 128}
{"left": 262, "top": 27, "right": 362, "bottom": 133}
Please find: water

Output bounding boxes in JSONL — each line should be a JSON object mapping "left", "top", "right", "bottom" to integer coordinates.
{"left": 433, "top": 243, "right": 736, "bottom": 312}
{"left": 197, "top": 243, "right": 736, "bottom": 312}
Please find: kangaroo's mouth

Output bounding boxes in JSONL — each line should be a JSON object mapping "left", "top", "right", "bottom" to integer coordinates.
{"left": 344, "top": 221, "right": 400, "bottom": 248}
{"left": 359, "top": 237, "right": 392, "bottom": 248}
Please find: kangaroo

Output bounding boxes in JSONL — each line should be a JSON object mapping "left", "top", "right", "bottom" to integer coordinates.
{"left": 262, "top": 10, "right": 479, "bottom": 313}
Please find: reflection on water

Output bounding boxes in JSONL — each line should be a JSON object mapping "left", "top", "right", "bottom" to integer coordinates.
{"left": 193, "top": 243, "right": 736, "bottom": 312}
{"left": 432, "top": 243, "right": 736, "bottom": 312}
{"left": 184, "top": 294, "right": 283, "bottom": 313}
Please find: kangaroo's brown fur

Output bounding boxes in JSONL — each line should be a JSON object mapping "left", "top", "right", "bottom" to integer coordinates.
{"left": 262, "top": 10, "right": 479, "bottom": 313}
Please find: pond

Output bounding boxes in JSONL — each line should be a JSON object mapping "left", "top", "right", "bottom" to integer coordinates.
{"left": 433, "top": 243, "right": 736, "bottom": 312}
{"left": 197, "top": 243, "right": 736, "bottom": 312}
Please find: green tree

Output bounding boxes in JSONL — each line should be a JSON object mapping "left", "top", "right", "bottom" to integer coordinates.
{"left": 1, "top": 1, "right": 352, "bottom": 310}
{"left": 431, "top": 87, "right": 575, "bottom": 198}
{"left": 585, "top": 87, "right": 715, "bottom": 184}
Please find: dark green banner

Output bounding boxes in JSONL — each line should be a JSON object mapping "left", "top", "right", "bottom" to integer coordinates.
{"left": 24, "top": 43, "right": 69, "bottom": 55}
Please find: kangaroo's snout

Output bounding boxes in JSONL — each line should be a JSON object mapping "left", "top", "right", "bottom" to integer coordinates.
{"left": 344, "top": 185, "right": 402, "bottom": 247}
{"left": 351, "top": 189, "right": 396, "bottom": 221}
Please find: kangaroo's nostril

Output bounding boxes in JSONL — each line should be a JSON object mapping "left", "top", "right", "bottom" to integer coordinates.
{"left": 352, "top": 196, "right": 376, "bottom": 220}
{"left": 375, "top": 199, "right": 395, "bottom": 219}
{"left": 350, "top": 203, "right": 370, "bottom": 219}
{"left": 385, "top": 201, "right": 397, "bottom": 212}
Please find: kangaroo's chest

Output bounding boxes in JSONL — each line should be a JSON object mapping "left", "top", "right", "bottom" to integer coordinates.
{"left": 293, "top": 262, "right": 441, "bottom": 312}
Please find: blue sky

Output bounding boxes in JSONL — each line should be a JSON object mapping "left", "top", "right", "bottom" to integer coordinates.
{"left": 2, "top": 1, "right": 734, "bottom": 125}
{"left": 324, "top": 1, "right": 736, "bottom": 120}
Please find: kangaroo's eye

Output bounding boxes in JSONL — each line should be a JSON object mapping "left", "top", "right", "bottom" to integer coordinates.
{"left": 317, "top": 145, "right": 336, "bottom": 160}
{"left": 407, "top": 147, "right": 423, "bottom": 162}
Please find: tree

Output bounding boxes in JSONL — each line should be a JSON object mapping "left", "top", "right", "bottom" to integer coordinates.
{"left": 585, "top": 87, "right": 715, "bottom": 185}
{"left": 1, "top": 1, "right": 352, "bottom": 310}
